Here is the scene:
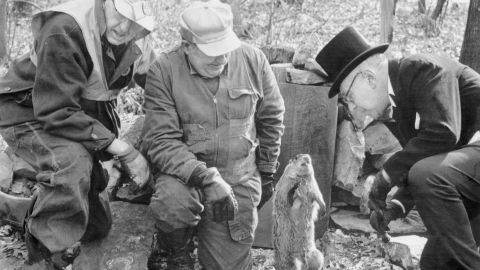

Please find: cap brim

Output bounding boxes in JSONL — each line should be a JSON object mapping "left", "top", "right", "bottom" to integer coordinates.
{"left": 328, "top": 44, "right": 389, "bottom": 98}
{"left": 196, "top": 30, "right": 241, "bottom": 57}
{"left": 114, "top": 0, "right": 155, "bottom": 32}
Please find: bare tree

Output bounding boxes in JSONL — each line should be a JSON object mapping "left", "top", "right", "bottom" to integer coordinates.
{"left": 0, "top": 0, "right": 7, "bottom": 63}
{"left": 380, "top": 0, "right": 396, "bottom": 43}
{"left": 431, "top": 0, "right": 447, "bottom": 20}
{"left": 418, "top": 0, "right": 426, "bottom": 13}
{"left": 460, "top": 0, "right": 480, "bottom": 73}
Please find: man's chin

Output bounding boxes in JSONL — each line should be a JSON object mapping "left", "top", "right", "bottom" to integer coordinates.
{"left": 106, "top": 34, "right": 130, "bottom": 46}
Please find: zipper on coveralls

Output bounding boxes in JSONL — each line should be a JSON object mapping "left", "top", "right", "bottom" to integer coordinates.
{"left": 213, "top": 95, "right": 219, "bottom": 166}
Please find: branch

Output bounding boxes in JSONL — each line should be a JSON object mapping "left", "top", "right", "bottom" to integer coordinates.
{"left": 7, "top": 0, "right": 43, "bottom": 11}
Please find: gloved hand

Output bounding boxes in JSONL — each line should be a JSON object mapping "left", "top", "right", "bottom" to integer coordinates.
{"left": 369, "top": 169, "right": 393, "bottom": 206}
{"left": 117, "top": 143, "right": 151, "bottom": 190}
{"left": 258, "top": 173, "right": 275, "bottom": 209}
{"left": 190, "top": 165, "right": 238, "bottom": 222}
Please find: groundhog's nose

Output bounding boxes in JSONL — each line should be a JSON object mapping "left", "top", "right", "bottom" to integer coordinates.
{"left": 296, "top": 154, "right": 311, "bottom": 165}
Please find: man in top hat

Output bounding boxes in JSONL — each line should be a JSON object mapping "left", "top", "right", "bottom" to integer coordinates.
{"left": 0, "top": 0, "right": 155, "bottom": 268}
{"left": 140, "top": 0, "right": 285, "bottom": 269}
{"left": 316, "top": 26, "right": 480, "bottom": 270}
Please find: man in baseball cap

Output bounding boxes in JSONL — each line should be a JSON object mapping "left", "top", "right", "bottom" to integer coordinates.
{"left": 141, "top": 0, "right": 285, "bottom": 269}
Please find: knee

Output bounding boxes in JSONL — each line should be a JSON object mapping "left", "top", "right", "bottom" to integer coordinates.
{"left": 408, "top": 159, "right": 453, "bottom": 193}
{"left": 149, "top": 174, "right": 203, "bottom": 229}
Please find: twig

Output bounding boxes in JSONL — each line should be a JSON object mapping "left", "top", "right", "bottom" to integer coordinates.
{"left": 265, "top": 0, "right": 275, "bottom": 46}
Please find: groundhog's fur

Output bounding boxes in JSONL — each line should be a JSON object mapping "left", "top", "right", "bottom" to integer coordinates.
{"left": 273, "top": 154, "right": 326, "bottom": 270}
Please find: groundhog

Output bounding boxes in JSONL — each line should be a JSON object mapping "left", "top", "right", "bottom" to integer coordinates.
{"left": 273, "top": 154, "right": 326, "bottom": 270}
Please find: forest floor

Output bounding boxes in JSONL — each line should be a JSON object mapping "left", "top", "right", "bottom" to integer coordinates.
{"left": 0, "top": 0, "right": 471, "bottom": 269}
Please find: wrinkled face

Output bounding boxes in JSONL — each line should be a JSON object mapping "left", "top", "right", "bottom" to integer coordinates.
{"left": 184, "top": 42, "right": 230, "bottom": 78}
{"left": 103, "top": 0, "right": 143, "bottom": 45}
{"left": 338, "top": 54, "right": 391, "bottom": 130}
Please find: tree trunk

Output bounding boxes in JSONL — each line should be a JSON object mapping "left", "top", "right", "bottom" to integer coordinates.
{"left": 0, "top": 0, "right": 7, "bottom": 62}
{"left": 418, "top": 0, "right": 426, "bottom": 13}
{"left": 380, "top": 0, "right": 395, "bottom": 43}
{"left": 431, "top": 0, "right": 447, "bottom": 20}
{"left": 460, "top": 0, "right": 480, "bottom": 73}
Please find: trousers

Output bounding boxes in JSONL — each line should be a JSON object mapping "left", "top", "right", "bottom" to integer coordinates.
{"left": 149, "top": 173, "right": 261, "bottom": 270}
{"left": 0, "top": 121, "right": 111, "bottom": 255}
{"left": 406, "top": 142, "right": 480, "bottom": 270}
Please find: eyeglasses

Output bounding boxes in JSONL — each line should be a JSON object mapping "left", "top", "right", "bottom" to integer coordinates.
{"left": 338, "top": 70, "right": 377, "bottom": 121}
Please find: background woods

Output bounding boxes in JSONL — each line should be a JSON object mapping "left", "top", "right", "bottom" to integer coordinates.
{"left": 0, "top": 0, "right": 477, "bottom": 269}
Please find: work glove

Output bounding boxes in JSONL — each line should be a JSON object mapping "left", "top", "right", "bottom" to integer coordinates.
{"left": 368, "top": 200, "right": 405, "bottom": 243}
{"left": 117, "top": 143, "right": 151, "bottom": 190}
{"left": 258, "top": 172, "right": 275, "bottom": 210}
{"left": 190, "top": 165, "right": 238, "bottom": 222}
{"left": 368, "top": 169, "right": 393, "bottom": 208}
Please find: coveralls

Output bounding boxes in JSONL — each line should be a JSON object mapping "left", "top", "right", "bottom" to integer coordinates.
{"left": 0, "top": 0, "right": 153, "bottom": 257}
{"left": 141, "top": 43, "right": 285, "bottom": 269}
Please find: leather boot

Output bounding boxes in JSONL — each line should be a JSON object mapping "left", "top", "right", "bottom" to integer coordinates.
{"left": 147, "top": 227, "right": 194, "bottom": 270}
{"left": 0, "top": 190, "right": 32, "bottom": 231}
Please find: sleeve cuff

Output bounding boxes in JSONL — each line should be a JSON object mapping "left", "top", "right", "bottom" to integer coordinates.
{"left": 257, "top": 161, "right": 279, "bottom": 174}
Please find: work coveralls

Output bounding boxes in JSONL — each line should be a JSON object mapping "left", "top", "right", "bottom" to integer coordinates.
{"left": 384, "top": 54, "right": 480, "bottom": 270}
{"left": 0, "top": 0, "right": 153, "bottom": 257}
{"left": 141, "top": 43, "right": 285, "bottom": 269}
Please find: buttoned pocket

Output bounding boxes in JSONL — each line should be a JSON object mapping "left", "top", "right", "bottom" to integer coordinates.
{"left": 227, "top": 88, "right": 258, "bottom": 119}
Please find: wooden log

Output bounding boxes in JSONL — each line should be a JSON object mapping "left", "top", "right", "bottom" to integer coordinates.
{"left": 304, "top": 58, "right": 328, "bottom": 78}
{"left": 286, "top": 68, "right": 327, "bottom": 85}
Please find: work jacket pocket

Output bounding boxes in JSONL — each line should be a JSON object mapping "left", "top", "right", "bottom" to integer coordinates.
{"left": 227, "top": 182, "right": 259, "bottom": 243}
{"left": 227, "top": 88, "right": 258, "bottom": 119}
{"left": 183, "top": 123, "right": 208, "bottom": 154}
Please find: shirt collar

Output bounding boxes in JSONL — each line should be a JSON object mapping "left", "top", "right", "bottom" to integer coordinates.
{"left": 96, "top": 0, "right": 107, "bottom": 36}
{"left": 388, "top": 78, "right": 396, "bottom": 108}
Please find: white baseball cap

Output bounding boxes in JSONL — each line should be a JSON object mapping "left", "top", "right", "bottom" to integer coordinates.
{"left": 179, "top": 0, "right": 240, "bottom": 57}
{"left": 113, "top": 0, "right": 155, "bottom": 32}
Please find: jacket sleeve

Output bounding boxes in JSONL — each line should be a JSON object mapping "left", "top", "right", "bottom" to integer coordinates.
{"left": 383, "top": 59, "right": 461, "bottom": 185}
{"left": 255, "top": 51, "right": 285, "bottom": 174}
{"left": 32, "top": 15, "right": 115, "bottom": 152}
{"left": 141, "top": 56, "right": 204, "bottom": 183}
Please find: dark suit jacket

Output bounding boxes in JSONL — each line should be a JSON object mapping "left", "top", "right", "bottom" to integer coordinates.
{"left": 384, "top": 54, "right": 480, "bottom": 185}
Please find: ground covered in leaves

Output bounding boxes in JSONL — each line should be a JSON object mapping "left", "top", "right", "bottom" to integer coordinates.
{"left": 0, "top": 0, "right": 470, "bottom": 269}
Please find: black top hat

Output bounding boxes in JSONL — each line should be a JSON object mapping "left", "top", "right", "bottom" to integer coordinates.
{"left": 315, "top": 26, "right": 389, "bottom": 98}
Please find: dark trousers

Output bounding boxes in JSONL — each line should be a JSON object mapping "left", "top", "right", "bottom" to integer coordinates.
{"left": 405, "top": 143, "right": 480, "bottom": 270}
{"left": 0, "top": 121, "right": 111, "bottom": 256}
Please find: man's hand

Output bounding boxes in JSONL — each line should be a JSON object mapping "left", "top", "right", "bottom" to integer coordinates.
{"left": 369, "top": 169, "right": 393, "bottom": 204}
{"left": 258, "top": 173, "right": 275, "bottom": 209}
{"left": 117, "top": 143, "right": 151, "bottom": 189}
{"left": 190, "top": 166, "right": 238, "bottom": 222}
